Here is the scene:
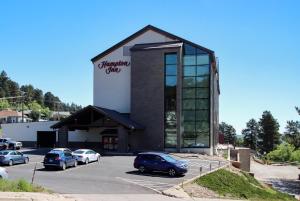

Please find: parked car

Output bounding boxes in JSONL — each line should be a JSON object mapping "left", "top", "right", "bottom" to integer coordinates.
{"left": 72, "top": 149, "right": 100, "bottom": 164}
{"left": 51, "top": 148, "right": 72, "bottom": 152}
{"left": 0, "top": 150, "right": 29, "bottom": 166}
{"left": 133, "top": 152, "right": 188, "bottom": 177}
{"left": 0, "top": 167, "right": 8, "bottom": 179}
{"left": 0, "top": 138, "right": 22, "bottom": 150}
{"left": 43, "top": 149, "right": 77, "bottom": 170}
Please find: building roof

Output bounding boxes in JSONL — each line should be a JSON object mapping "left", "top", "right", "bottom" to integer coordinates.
{"left": 0, "top": 110, "right": 22, "bottom": 118}
{"left": 91, "top": 25, "right": 215, "bottom": 63}
{"left": 130, "top": 41, "right": 183, "bottom": 51}
{"left": 51, "top": 105, "right": 144, "bottom": 130}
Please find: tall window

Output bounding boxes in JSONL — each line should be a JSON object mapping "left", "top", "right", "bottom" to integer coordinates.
{"left": 165, "top": 53, "right": 177, "bottom": 148}
{"left": 182, "top": 44, "right": 210, "bottom": 148}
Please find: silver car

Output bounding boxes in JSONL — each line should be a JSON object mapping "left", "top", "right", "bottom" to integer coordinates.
{"left": 0, "top": 167, "right": 8, "bottom": 179}
{"left": 72, "top": 149, "right": 100, "bottom": 164}
{"left": 0, "top": 150, "right": 29, "bottom": 166}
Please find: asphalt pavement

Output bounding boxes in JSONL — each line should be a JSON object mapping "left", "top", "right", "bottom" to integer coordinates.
{"left": 4, "top": 148, "right": 228, "bottom": 194}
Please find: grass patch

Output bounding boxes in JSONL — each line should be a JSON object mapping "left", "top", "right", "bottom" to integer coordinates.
{"left": 0, "top": 179, "right": 47, "bottom": 192}
{"left": 195, "top": 169, "right": 296, "bottom": 201}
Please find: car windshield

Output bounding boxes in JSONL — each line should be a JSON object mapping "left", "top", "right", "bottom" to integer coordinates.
{"left": 0, "top": 151, "right": 10, "bottom": 155}
{"left": 73, "top": 150, "right": 85, "bottom": 154}
{"left": 161, "top": 155, "right": 177, "bottom": 163}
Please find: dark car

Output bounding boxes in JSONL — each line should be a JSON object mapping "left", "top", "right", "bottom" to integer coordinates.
{"left": 0, "top": 150, "right": 29, "bottom": 166}
{"left": 133, "top": 152, "right": 188, "bottom": 177}
{"left": 43, "top": 149, "right": 77, "bottom": 170}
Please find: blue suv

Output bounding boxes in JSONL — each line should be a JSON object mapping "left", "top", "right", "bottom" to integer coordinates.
{"left": 43, "top": 149, "right": 77, "bottom": 170}
{"left": 134, "top": 152, "right": 188, "bottom": 177}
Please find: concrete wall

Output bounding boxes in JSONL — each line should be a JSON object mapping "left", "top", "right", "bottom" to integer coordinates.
{"left": 93, "top": 30, "right": 174, "bottom": 113}
{"left": 1, "top": 122, "right": 102, "bottom": 148}
{"left": 1, "top": 121, "right": 58, "bottom": 142}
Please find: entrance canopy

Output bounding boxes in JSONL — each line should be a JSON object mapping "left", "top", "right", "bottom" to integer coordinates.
{"left": 51, "top": 105, "right": 144, "bottom": 131}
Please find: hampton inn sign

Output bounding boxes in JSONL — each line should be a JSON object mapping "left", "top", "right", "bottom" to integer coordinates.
{"left": 98, "top": 60, "right": 130, "bottom": 74}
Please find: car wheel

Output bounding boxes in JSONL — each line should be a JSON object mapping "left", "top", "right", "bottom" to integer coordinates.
{"left": 61, "top": 162, "right": 66, "bottom": 170}
{"left": 97, "top": 156, "right": 100, "bottom": 162}
{"left": 138, "top": 165, "right": 146, "bottom": 173}
{"left": 24, "top": 158, "right": 29, "bottom": 164}
{"left": 85, "top": 158, "right": 89, "bottom": 165}
{"left": 168, "top": 168, "right": 177, "bottom": 177}
{"left": 8, "top": 160, "right": 13, "bottom": 166}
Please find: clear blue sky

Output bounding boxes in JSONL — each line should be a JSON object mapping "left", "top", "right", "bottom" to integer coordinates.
{"left": 1, "top": 0, "right": 299, "bottom": 133}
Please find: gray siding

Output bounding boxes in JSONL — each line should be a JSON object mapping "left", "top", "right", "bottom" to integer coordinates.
{"left": 130, "top": 48, "right": 180, "bottom": 151}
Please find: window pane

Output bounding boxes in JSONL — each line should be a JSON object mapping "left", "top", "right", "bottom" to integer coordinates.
{"left": 183, "top": 88, "right": 195, "bottom": 98}
{"left": 184, "top": 44, "right": 196, "bottom": 55}
{"left": 196, "top": 132, "right": 209, "bottom": 147}
{"left": 196, "top": 99, "right": 209, "bottom": 109}
{"left": 183, "top": 111, "right": 195, "bottom": 122}
{"left": 183, "top": 77, "right": 196, "bottom": 87}
{"left": 196, "top": 48, "right": 207, "bottom": 55}
{"left": 183, "top": 99, "right": 195, "bottom": 110}
{"left": 196, "top": 65, "right": 209, "bottom": 76}
{"left": 165, "top": 54, "right": 177, "bottom": 64}
{"left": 196, "top": 55, "right": 209, "bottom": 65}
{"left": 166, "top": 76, "right": 176, "bottom": 87}
{"left": 196, "top": 121, "right": 209, "bottom": 132}
{"left": 196, "top": 110, "right": 209, "bottom": 121}
{"left": 183, "top": 56, "right": 196, "bottom": 65}
{"left": 182, "top": 138, "right": 196, "bottom": 148}
{"left": 196, "top": 76, "right": 209, "bottom": 87}
{"left": 183, "top": 122, "right": 195, "bottom": 132}
{"left": 166, "top": 65, "right": 177, "bottom": 76}
{"left": 165, "top": 132, "right": 177, "bottom": 148}
{"left": 165, "top": 111, "right": 176, "bottom": 122}
{"left": 184, "top": 66, "right": 196, "bottom": 76}
{"left": 196, "top": 88, "right": 209, "bottom": 98}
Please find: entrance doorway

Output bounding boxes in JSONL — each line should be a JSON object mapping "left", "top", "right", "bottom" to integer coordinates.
{"left": 102, "top": 136, "right": 118, "bottom": 151}
{"left": 37, "top": 131, "right": 56, "bottom": 148}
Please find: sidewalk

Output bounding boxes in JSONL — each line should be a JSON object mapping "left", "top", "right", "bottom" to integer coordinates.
{"left": 0, "top": 192, "right": 243, "bottom": 201}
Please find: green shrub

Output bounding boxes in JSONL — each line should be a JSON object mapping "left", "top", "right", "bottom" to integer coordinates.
{"left": 267, "top": 143, "right": 295, "bottom": 162}
{"left": 291, "top": 150, "right": 300, "bottom": 162}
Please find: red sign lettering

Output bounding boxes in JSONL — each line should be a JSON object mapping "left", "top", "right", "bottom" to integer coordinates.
{"left": 98, "top": 60, "right": 130, "bottom": 74}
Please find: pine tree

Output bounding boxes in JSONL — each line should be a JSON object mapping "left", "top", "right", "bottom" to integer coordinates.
{"left": 242, "top": 119, "right": 259, "bottom": 150}
{"left": 283, "top": 120, "right": 300, "bottom": 149}
{"left": 258, "top": 111, "right": 280, "bottom": 153}
{"left": 219, "top": 122, "right": 236, "bottom": 145}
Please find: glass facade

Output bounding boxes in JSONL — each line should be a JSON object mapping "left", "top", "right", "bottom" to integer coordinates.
{"left": 164, "top": 53, "right": 177, "bottom": 148}
{"left": 182, "top": 44, "right": 210, "bottom": 148}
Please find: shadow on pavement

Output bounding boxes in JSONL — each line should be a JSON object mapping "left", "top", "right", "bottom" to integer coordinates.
{"left": 20, "top": 148, "right": 51, "bottom": 156}
{"left": 267, "top": 178, "right": 300, "bottom": 196}
{"left": 126, "top": 170, "right": 184, "bottom": 178}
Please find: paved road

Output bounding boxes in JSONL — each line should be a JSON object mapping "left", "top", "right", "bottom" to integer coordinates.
{"left": 5, "top": 149, "right": 227, "bottom": 194}
{"left": 251, "top": 160, "right": 300, "bottom": 196}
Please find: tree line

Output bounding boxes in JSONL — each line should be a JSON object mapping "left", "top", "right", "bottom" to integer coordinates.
{"left": 0, "top": 70, "right": 82, "bottom": 114}
{"left": 220, "top": 108, "right": 300, "bottom": 155}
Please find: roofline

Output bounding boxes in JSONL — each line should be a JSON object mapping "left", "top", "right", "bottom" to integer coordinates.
{"left": 51, "top": 105, "right": 144, "bottom": 130}
{"left": 91, "top": 24, "right": 214, "bottom": 63}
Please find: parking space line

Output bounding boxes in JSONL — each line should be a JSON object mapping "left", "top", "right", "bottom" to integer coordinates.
{"left": 116, "top": 177, "right": 174, "bottom": 193}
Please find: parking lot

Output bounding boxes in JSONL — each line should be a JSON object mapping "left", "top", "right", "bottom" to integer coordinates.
{"left": 4, "top": 148, "right": 228, "bottom": 194}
